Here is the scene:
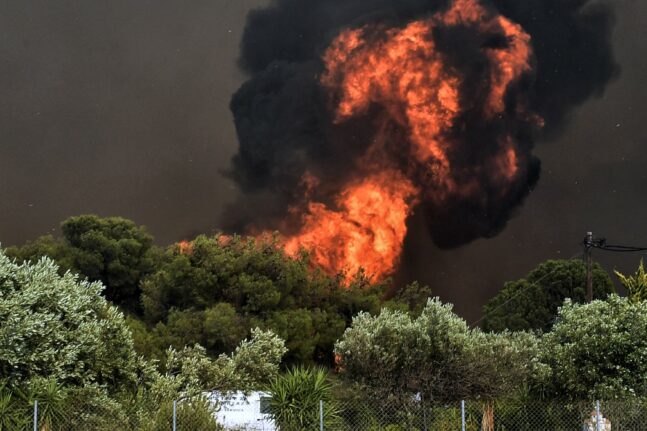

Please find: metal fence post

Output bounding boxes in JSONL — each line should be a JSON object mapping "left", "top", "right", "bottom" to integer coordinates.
{"left": 595, "top": 400, "right": 600, "bottom": 431}
{"left": 172, "top": 399, "right": 177, "bottom": 431}
{"left": 461, "top": 400, "right": 466, "bottom": 431}
{"left": 33, "top": 400, "right": 38, "bottom": 431}
{"left": 319, "top": 400, "right": 324, "bottom": 431}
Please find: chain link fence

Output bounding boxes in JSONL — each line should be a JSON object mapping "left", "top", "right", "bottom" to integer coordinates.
{"left": 330, "top": 398, "right": 647, "bottom": 431}
{"left": 9, "top": 396, "right": 647, "bottom": 430}
{"left": 5, "top": 394, "right": 228, "bottom": 431}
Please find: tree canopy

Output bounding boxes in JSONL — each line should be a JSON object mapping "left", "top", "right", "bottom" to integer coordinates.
{"left": 536, "top": 295, "right": 647, "bottom": 400}
{"left": 0, "top": 249, "right": 139, "bottom": 391}
{"left": 482, "top": 259, "right": 615, "bottom": 333}
{"left": 13, "top": 213, "right": 647, "bottom": 408}
{"left": 334, "top": 298, "right": 538, "bottom": 402}
{"left": 5, "top": 216, "right": 428, "bottom": 366}
{"left": 6, "top": 215, "right": 158, "bottom": 311}
{"left": 0, "top": 244, "right": 288, "bottom": 425}
{"left": 138, "top": 234, "right": 408, "bottom": 365}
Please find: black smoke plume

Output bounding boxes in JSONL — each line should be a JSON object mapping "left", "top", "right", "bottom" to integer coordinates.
{"left": 224, "top": 0, "right": 618, "bottom": 248}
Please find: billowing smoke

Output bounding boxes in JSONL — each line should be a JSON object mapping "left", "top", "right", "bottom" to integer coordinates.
{"left": 224, "top": 0, "right": 617, "bottom": 280}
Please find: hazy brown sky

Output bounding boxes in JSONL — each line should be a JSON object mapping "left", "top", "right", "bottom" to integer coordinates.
{"left": 0, "top": 0, "right": 268, "bottom": 245}
{"left": 1, "top": 0, "right": 646, "bottom": 319}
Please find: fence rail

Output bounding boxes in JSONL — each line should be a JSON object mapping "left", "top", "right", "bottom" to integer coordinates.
{"left": 10, "top": 397, "right": 647, "bottom": 430}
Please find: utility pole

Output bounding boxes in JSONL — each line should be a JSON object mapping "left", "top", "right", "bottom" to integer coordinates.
{"left": 585, "top": 231, "right": 593, "bottom": 302}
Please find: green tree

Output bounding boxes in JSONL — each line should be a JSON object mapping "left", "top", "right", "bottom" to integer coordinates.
{"left": 483, "top": 259, "right": 615, "bottom": 333}
{"left": 390, "top": 281, "right": 434, "bottom": 315}
{"left": 4, "top": 235, "right": 75, "bottom": 274}
{"left": 0, "top": 249, "right": 139, "bottom": 391}
{"left": 537, "top": 295, "right": 647, "bottom": 399}
{"left": 6, "top": 215, "right": 159, "bottom": 311}
{"left": 139, "top": 234, "right": 396, "bottom": 364}
{"left": 203, "top": 303, "right": 249, "bottom": 354}
{"left": 335, "top": 298, "right": 537, "bottom": 403}
{"left": 615, "top": 260, "right": 647, "bottom": 302}
{"left": 0, "top": 245, "right": 289, "bottom": 428}
{"left": 263, "top": 309, "right": 317, "bottom": 364}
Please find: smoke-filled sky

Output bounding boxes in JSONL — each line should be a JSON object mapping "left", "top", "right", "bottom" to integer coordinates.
{"left": 1, "top": 0, "right": 646, "bottom": 320}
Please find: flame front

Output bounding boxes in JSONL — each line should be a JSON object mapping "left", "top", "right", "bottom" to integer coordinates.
{"left": 280, "top": 0, "right": 534, "bottom": 281}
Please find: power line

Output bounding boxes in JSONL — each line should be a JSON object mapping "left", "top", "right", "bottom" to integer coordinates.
{"left": 583, "top": 232, "right": 647, "bottom": 301}
{"left": 584, "top": 235, "right": 647, "bottom": 253}
{"left": 473, "top": 232, "right": 647, "bottom": 328}
{"left": 470, "top": 251, "right": 584, "bottom": 328}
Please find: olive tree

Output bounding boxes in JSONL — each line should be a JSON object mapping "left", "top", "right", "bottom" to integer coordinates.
{"left": 334, "top": 298, "right": 537, "bottom": 402}
{"left": 0, "top": 249, "right": 139, "bottom": 391}
{"left": 537, "top": 295, "right": 647, "bottom": 399}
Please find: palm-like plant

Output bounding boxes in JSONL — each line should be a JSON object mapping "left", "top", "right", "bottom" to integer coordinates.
{"left": 0, "top": 382, "right": 30, "bottom": 431}
{"left": 267, "top": 366, "right": 339, "bottom": 430}
{"left": 615, "top": 259, "right": 647, "bottom": 302}
{"left": 28, "top": 379, "right": 67, "bottom": 431}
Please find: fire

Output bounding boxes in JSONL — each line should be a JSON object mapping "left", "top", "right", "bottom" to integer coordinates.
{"left": 177, "top": 235, "right": 233, "bottom": 255}
{"left": 284, "top": 171, "right": 417, "bottom": 279}
{"left": 485, "top": 17, "right": 532, "bottom": 116}
{"left": 278, "top": 0, "right": 534, "bottom": 281}
{"left": 178, "top": 240, "right": 193, "bottom": 255}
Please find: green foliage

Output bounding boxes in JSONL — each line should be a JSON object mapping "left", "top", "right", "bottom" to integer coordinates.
{"left": 7, "top": 216, "right": 421, "bottom": 366}
{"left": 390, "top": 281, "right": 434, "bottom": 316}
{"left": 266, "top": 366, "right": 339, "bottom": 430}
{"left": 0, "top": 250, "right": 139, "bottom": 390}
{"left": 537, "top": 295, "right": 647, "bottom": 399}
{"left": 6, "top": 215, "right": 159, "bottom": 311}
{"left": 429, "top": 405, "right": 479, "bottom": 431}
{"left": 335, "top": 298, "right": 466, "bottom": 398}
{"left": 483, "top": 259, "right": 615, "bottom": 333}
{"left": 143, "top": 397, "right": 222, "bottom": 431}
{"left": 139, "top": 234, "right": 396, "bottom": 364}
{"left": 149, "top": 328, "right": 286, "bottom": 401}
{"left": 212, "top": 327, "right": 287, "bottom": 392}
{"left": 29, "top": 378, "right": 68, "bottom": 429}
{"left": 0, "top": 243, "right": 291, "bottom": 429}
{"left": 126, "top": 316, "right": 166, "bottom": 360}
{"left": 64, "top": 386, "right": 131, "bottom": 430}
{"left": 0, "top": 379, "right": 129, "bottom": 431}
{"left": 462, "top": 331, "right": 539, "bottom": 400}
{"left": 5, "top": 235, "right": 75, "bottom": 274}
{"left": 492, "top": 399, "right": 594, "bottom": 431}
{"left": 335, "top": 298, "right": 538, "bottom": 402}
{"left": 204, "top": 303, "right": 249, "bottom": 353}
{"left": 615, "top": 260, "right": 647, "bottom": 303}
{"left": 0, "top": 382, "right": 30, "bottom": 430}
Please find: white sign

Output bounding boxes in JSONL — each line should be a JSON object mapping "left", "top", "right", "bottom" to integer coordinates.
{"left": 207, "top": 391, "right": 276, "bottom": 431}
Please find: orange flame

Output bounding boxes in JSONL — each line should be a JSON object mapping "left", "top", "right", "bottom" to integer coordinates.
{"left": 280, "top": 0, "right": 533, "bottom": 282}
{"left": 178, "top": 240, "right": 193, "bottom": 255}
{"left": 284, "top": 171, "right": 417, "bottom": 279}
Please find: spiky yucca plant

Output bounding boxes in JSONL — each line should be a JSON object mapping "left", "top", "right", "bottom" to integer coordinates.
{"left": 267, "top": 366, "right": 339, "bottom": 430}
{"left": 615, "top": 259, "right": 647, "bottom": 303}
{"left": 0, "top": 382, "right": 30, "bottom": 431}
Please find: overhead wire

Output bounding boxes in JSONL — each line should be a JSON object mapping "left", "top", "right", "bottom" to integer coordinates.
{"left": 474, "top": 234, "right": 647, "bottom": 328}
{"left": 591, "top": 243, "right": 647, "bottom": 253}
